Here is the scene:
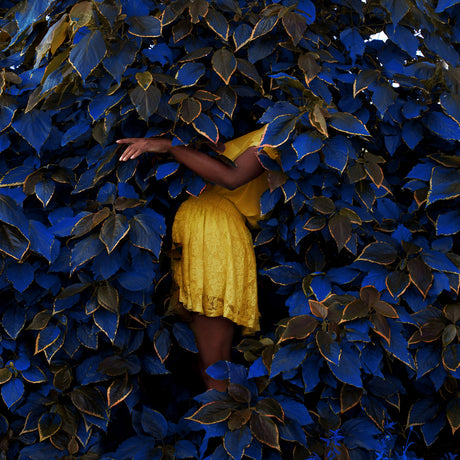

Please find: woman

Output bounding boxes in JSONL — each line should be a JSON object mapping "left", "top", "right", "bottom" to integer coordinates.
{"left": 117, "top": 127, "right": 275, "bottom": 391}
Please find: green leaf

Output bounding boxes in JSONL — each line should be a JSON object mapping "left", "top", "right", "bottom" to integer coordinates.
{"left": 342, "top": 299, "right": 369, "bottom": 322}
{"left": 447, "top": 398, "right": 460, "bottom": 434}
{"left": 228, "top": 408, "right": 252, "bottom": 431}
{"left": 358, "top": 242, "right": 397, "bottom": 265}
{"left": 0, "top": 223, "right": 29, "bottom": 260}
{"left": 328, "top": 213, "right": 351, "bottom": 251}
{"left": 130, "top": 85, "right": 161, "bottom": 122}
{"left": 442, "top": 324, "right": 457, "bottom": 348}
{"left": 100, "top": 214, "right": 130, "bottom": 253}
{"left": 283, "top": 12, "right": 307, "bottom": 46}
{"left": 228, "top": 383, "right": 251, "bottom": 404}
{"left": 316, "top": 330, "right": 340, "bottom": 365}
{"left": 408, "top": 256, "right": 433, "bottom": 297}
{"left": 444, "top": 303, "right": 460, "bottom": 324}
{"left": 255, "top": 398, "right": 284, "bottom": 422}
{"left": 353, "top": 69, "right": 380, "bottom": 97}
{"left": 216, "top": 86, "right": 237, "bottom": 118}
{"left": 0, "top": 368, "right": 12, "bottom": 385}
{"left": 442, "top": 344, "right": 460, "bottom": 372}
{"left": 71, "top": 386, "right": 108, "bottom": 419}
{"left": 96, "top": 285, "right": 119, "bottom": 314}
{"left": 386, "top": 271, "right": 411, "bottom": 298}
{"left": 340, "top": 384, "right": 363, "bottom": 413}
{"left": 180, "top": 97, "right": 201, "bottom": 124}
{"left": 311, "top": 196, "right": 336, "bottom": 214}
{"left": 280, "top": 315, "right": 318, "bottom": 342}
{"left": 186, "top": 401, "right": 234, "bottom": 425}
{"left": 38, "top": 413, "right": 62, "bottom": 441}
{"left": 107, "top": 377, "right": 133, "bottom": 408}
{"left": 212, "top": 48, "right": 237, "bottom": 85}
{"left": 71, "top": 207, "right": 111, "bottom": 238}
{"left": 135, "top": 71, "right": 153, "bottom": 90}
{"left": 328, "top": 112, "right": 370, "bottom": 136}
{"left": 250, "top": 412, "right": 280, "bottom": 450}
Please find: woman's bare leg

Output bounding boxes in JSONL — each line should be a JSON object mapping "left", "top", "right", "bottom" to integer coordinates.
{"left": 190, "top": 314, "right": 234, "bottom": 392}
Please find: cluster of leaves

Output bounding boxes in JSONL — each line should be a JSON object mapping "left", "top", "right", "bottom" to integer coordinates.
{"left": 0, "top": 0, "right": 459, "bottom": 458}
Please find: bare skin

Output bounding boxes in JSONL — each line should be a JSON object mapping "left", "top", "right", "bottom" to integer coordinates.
{"left": 117, "top": 136, "right": 265, "bottom": 391}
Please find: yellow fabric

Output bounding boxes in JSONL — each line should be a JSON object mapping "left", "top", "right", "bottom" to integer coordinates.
{"left": 208, "top": 126, "right": 278, "bottom": 228}
{"left": 171, "top": 191, "right": 260, "bottom": 331}
{"left": 170, "top": 127, "right": 275, "bottom": 331}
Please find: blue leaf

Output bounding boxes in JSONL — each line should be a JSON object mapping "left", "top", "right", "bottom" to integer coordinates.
{"left": 14, "top": 355, "right": 30, "bottom": 372}
{"left": 172, "top": 323, "right": 198, "bottom": 353}
{"left": 69, "top": 28, "right": 107, "bottom": 81}
{"left": 60, "top": 120, "right": 91, "bottom": 146}
{"left": 322, "top": 135, "right": 350, "bottom": 173}
{"left": 71, "top": 234, "right": 105, "bottom": 273}
{"left": 383, "top": 321, "right": 415, "bottom": 369}
{"left": 260, "top": 102, "right": 299, "bottom": 123}
{"left": 176, "top": 62, "right": 206, "bottom": 87}
{"left": 278, "top": 419, "right": 308, "bottom": 445}
{"left": 94, "top": 309, "right": 118, "bottom": 342}
{"left": 175, "top": 440, "right": 198, "bottom": 459}
{"left": 329, "top": 112, "right": 370, "bottom": 136}
{"left": 402, "top": 100, "right": 426, "bottom": 119}
{"left": 89, "top": 90, "right": 126, "bottom": 122}
{"left": 192, "top": 113, "right": 219, "bottom": 144}
{"left": 260, "top": 188, "right": 282, "bottom": 215}
{"left": 386, "top": 24, "right": 419, "bottom": 57}
{"left": 130, "top": 213, "right": 165, "bottom": 257}
{"left": 422, "top": 249, "right": 460, "bottom": 274}
{"left": 92, "top": 250, "right": 122, "bottom": 279}
{"left": 156, "top": 162, "right": 180, "bottom": 180}
{"left": 435, "top": 0, "right": 460, "bottom": 12}
{"left": 309, "top": 275, "right": 332, "bottom": 301}
{"left": 327, "top": 342, "right": 362, "bottom": 388}
{"left": 262, "top": 114, "right": 298, "bottom": 147}
{"left": 416, "top": 344, "right": 441, "bottom": 379}
{"left": 233, "top": 24, "right": 252, "bottom": 50}
{"left": 402, "top": 120, "right": 423, "bottom": 149}
{"left": 340, "top": 28, "right": 365, "bottom": 61}
{"left": 21, "top": 366, "right": 47, "bottom": 384}
{"left": 436, "top": 210, "right": 460, "bottom": 236}
{"left": 275, "top": 395, "right": 313, "bottom": 425}
{"left": 154, "top": 328, "right": 171, "bottom": 362}
{"left": 292, "top": 132, "right": 323, "bottom": 160}
{"left": 2, "top": 306, "right": 26, "bottom": 339}
{"left": 1, "top": 378, "right": 24, "bottom": 409}
{"left": 143, "top": 356, "right": 170, "bottom": 375}
{"left": 425, "top": 33, "right": 459, "bottom": 66}
{"left": 104, "top": 40, "right": 139, "bottom": 83}
{"left": 29, "top": 219, "right": 55, "bottom": 261}
{"left": 440, "top": 93, "right": 460, "bottom": 127}
{"left": 296, "top": 0, "right": 316, "bottom": 24}
{"left": 5, "top": 262, "right": 34, "bottom": 292}
{"left": 127, "top": 16, "right": 162, "bottom": 37}
{"left": 248, "top": 356, "right": 268, "bottom": 379}
{"left": 262, "top": 263, "right": 306, "bottom": 285}
{"left": 12, "top": 110, "right": 51, "bottom": 152}
{"left": 341, "top": 417, "right": 381, "bottom": 450}
{"left": 142, "top": 43, "right": 175, "bottom": 66}
{"left": 118, "top": 269, "right": 153, "bottom": 291}
{"left": 423, "top": 111, "right": 460, "bottom": 141}
{"left": 141, "top": 407, "right": 168, "bottom": 439}
{"left": 427, "top": 167, "right": 460, "bottom": 204}
{"left": 0, "top": 164, "right": 34, "bottom": 187}
{"left": 270, "top": 343, "right": 307, "bottom": 378}
{"left": 382, "top": 0, "right": 410, "bottom": 27}
{"left": 223, "top": 425, "right": 252, "bottom": 460}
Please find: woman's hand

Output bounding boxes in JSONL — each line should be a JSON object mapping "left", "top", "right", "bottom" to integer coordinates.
{"left": 117, "top": 137, "right": 172, "bottom": 161}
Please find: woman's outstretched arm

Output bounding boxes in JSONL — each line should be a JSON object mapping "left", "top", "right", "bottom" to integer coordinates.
{"left": 117, "top": 137, "right": 265, "bottom": 190}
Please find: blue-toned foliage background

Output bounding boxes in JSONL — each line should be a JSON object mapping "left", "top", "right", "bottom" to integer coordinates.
{"left": 0, "top": 0, "right": 459, "bottom": 459}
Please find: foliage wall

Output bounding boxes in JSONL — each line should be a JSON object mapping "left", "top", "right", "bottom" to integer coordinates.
{"left": 0, "top": 0, "right": 459, "bottom": 458}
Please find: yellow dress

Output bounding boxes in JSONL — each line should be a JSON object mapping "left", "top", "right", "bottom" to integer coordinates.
{"left": 171, "top": 127, "right": 274, "bottom": 332}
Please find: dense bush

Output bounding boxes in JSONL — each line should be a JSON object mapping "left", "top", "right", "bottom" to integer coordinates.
{"left": 0, "top": 0, "right": 459, "bottom": 458}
